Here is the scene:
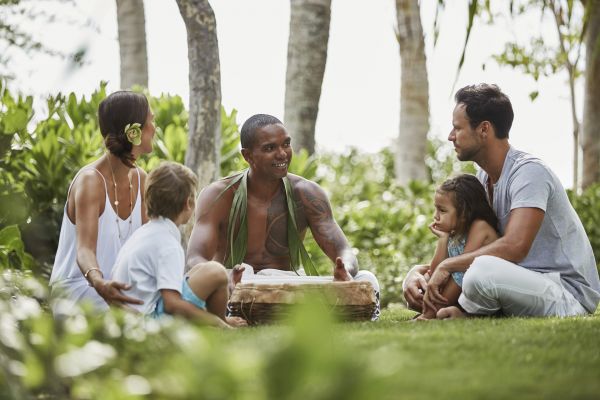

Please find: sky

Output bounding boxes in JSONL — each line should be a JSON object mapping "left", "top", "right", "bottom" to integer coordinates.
{"left": 4, "top": 0, "right": 580, "bottom": 188}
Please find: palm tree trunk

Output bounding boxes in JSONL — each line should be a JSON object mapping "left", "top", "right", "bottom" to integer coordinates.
{"left": 175, "top": 0, "right": 222, "bottom": 249}
{"left": 175, "top": 0, "right": 221, "bottom": 188}
{"left": 582, "top": 1, "right": 600, "bottom": 188}
{"left": 116, "top": 0, "right": 148, "bottom": 89}
{"left": 284, "top": 0, "right": 331, "bottom": 155}
{"left": 395, "top": 0, "right": 429, "bottom": 185}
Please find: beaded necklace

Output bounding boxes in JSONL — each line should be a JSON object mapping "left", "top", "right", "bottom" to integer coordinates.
{"left": 107, "top": 154, "right": 133, "bottom": 240}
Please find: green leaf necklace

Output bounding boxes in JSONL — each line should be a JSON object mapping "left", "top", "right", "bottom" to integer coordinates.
{"left": 222, "top": 169, "right": 318, "bottom": 276}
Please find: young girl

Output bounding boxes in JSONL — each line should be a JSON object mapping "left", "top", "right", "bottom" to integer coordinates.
{"left": 418, "top": 174, "right": 499, "bottom": 320}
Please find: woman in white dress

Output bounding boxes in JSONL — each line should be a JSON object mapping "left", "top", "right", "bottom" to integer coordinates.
{"left": 50, "top": 91, "right": 155, "bottom": 314}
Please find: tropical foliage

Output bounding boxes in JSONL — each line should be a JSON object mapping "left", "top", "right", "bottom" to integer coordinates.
{"left": 569, "top": 183, "right": 600, "bottom": 265}
{"left": 1, "top": 86, "right": 600, "bottom": 399}
{"left": 1, "top": 85, "right": 599, "bottom": 306}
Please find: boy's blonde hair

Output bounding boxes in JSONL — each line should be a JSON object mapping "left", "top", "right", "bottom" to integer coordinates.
{"left": 145, "top": 161, "right": 198, "bottom": 221}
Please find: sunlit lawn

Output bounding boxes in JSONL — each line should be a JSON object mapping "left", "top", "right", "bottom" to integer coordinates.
{"left": 223, "top": 305, "right": 600, "bottom": 400}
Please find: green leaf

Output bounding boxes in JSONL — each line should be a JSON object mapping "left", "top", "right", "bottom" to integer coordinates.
{"left": 452, "top": 0, "right": 479, "bottom": 92}
{"left": 283, "top": 177, "right": 318, "bottom": 276}
{"left": 0, "top": 224, "right": 34, "bottom": 271}
{"left": 0, "top": 224, "right": 24, "bottom": 249}
{"left": 529, "top": 90, "right": 539, "bottom": 101}
{"left": 220, "top": 169, "right": 317, "bottom": 275}
{"left": 2, "top": 108, "right": 28, "bottom": 132}
{"left": 224, "top": 171, "right": 248, "bottom": 267}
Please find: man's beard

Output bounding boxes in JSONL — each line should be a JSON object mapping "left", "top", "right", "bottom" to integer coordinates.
{"left": 456, "top": 146, "right": 480, "bottom": 162}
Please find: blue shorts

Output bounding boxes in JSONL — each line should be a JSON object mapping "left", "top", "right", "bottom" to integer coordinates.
{"left": 152, "top": 277, "right": 207, "bottom": 318}
{"left": 452, "top": 272, "right": 464, "bottom": 287}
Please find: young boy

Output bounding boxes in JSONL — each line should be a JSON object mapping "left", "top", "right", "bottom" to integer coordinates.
{"left": 111, "top": 161, "right": 246, "bottom": 328}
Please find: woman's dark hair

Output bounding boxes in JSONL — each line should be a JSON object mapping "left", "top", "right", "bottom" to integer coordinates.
{"left": 98, "top": 91, "right": 149, "bottom": 167}
{"left": 454, "top": 83, "right": 514, "bottom": 139}
{"left": 438, "top": 174, "right": 498, "bottom": 236}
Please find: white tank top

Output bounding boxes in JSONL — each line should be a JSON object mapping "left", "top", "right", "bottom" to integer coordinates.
{"left": 49, "top": 167, "right": 143, "bottom": 312}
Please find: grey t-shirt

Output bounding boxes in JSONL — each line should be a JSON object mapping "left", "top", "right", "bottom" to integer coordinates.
{"left": 477, "top": 146, "right": 600, "bottom": 313}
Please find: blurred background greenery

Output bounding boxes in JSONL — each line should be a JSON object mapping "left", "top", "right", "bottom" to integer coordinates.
{"left": 1, "top": 85, "right": 598, "bottom": 307}
{"left": 1, "top": 83, "right": 599, "bottom": 400}
{"left": 2, "top": 0, "right": 600, "bottom": 396}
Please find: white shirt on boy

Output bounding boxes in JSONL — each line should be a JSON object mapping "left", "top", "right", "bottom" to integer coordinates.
{"left": 111, "top": 217, "right": 184, "bottom": 315}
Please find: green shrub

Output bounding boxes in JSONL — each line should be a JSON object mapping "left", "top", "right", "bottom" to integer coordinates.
{"left": 2, "top": 83, "right": 599, "bottom": 306}
{"left": 0, "top": 85, "right": 245, "bottom": 273}
{"left": 0, "top": 272, "right": 391, "bottom": 400}
{"left": 569, "top": 183, "right": 600, "bottom": 270}
{"left": 0, "top": 83, "right": 107, "bottom": 271}
{"left": 0, "top": 225, "right": 35, "bottom": 271}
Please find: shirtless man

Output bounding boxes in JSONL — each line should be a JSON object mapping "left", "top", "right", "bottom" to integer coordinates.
{"left": 186, "top": 114, "right": 379, "bottom": 316}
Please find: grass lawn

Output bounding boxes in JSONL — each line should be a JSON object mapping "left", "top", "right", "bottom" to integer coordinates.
{"left": 3, "top": 286, "right": 599, "bottom": 399}
{"left": 220, "top": 305, "right": 600, "bottom": 400}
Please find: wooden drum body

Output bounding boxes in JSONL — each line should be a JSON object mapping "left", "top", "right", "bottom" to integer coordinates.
{"left": 228, "top": 280, "right": 376, "bottom": 325}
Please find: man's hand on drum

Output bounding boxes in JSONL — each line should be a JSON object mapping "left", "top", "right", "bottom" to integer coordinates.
{"left": 228, "top": 264, "right": 245, "bottom": 295}
{"left": 333, "top": 257, "right": 353, "bottom": 281}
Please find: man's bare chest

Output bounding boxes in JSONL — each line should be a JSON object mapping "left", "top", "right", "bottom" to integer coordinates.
{"left": 246, "top": 195, "right": 288, "bottom": 251}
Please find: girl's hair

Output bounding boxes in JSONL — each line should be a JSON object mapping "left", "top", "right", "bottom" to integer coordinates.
{"left": 145, "top": 161, "right": 198, "bottom": 221}
{"left": 438, "top": 174, "right": 498, "bottom": 236}
{"left": 98, "top": 91, "right": 149, "bottom": 167}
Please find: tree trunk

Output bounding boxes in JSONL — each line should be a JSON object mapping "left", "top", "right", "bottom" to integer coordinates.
{"left": 175, "top": 0, "right": 222, "bottom": 249}
{"left": 284, "top": 0, "right": 331, "bottom": 155}
{"left": 175, "top": 0, "right": 221, "bottom": 188}
{"left": 582, "top": 1, "right": 600, "bottom": 188}
{"left": 116, "top": 0, "right": 148, "bottom": 89}
{"left": 394, "top": 0, "right": 429, "bottom": 185}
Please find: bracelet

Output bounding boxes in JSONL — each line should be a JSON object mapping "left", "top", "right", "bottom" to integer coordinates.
{"left": 84, "top": 267, "right": 103, "bottom": 285}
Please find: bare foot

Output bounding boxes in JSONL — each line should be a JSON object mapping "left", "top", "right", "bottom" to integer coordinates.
{"left": 226, "top": 316, "right": 248, "bottom": 327}
{"left": 333, "top": 257, "right": 352, "bottom": 281}
{"left": 436, "top": 306, "right": 466, "bottom": 319}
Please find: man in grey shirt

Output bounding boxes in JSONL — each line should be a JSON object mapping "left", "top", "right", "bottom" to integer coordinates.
{"left": 403, "top": 83, "right": 600, "bottom": 317}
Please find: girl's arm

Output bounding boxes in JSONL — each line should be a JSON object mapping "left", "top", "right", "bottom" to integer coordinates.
{"left": 428, "top": 222, "right": 449, "bottom": 272}
{"left": 429, "top": 237, "right": 449, "bottom": 272}
{"left": 160, "top": 289, "right": 230, "bottom": 328}
{"left": 422, "top": 220, "right": 498, "bottom": 313}
{"left": 462, "top": 219, "right": 499, "bottom": 253}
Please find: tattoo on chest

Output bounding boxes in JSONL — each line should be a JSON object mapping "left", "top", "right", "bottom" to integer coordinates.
{"left": 265, "top": 190, "right": 289, "bottom": 257}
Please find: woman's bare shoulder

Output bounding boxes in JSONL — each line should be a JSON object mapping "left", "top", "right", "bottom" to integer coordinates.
{"left": 71, "top": 168, "right": 106, "bottom": 192}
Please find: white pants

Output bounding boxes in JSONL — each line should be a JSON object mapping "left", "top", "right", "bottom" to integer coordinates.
{"left": 458, "top": 256, "right": 588, "bottom": 317}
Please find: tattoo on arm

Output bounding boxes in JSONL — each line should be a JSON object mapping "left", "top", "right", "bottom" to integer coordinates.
{"left": 301, "top": 187, "right": 348, "bottom": 255}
